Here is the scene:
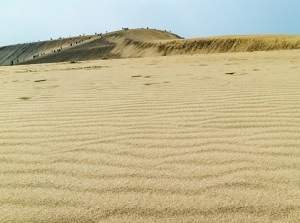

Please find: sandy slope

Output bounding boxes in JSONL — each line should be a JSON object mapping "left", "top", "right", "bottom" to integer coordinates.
{"left": 0, "top": 35, "right": 96, "bottom": 66}
{"left": 1, "top": 50, "right": 300, "bottom": 222}
{"left": 0, "top": 29, "right": 181, "bottom": 66}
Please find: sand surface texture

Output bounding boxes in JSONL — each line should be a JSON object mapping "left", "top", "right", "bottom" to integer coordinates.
{"left": 1, "top": 50, "right": 300, "bottom": 222}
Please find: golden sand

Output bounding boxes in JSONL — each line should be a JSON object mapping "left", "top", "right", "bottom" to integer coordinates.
{"left": 1, "top": 50, "right": 300, "bottom": 222}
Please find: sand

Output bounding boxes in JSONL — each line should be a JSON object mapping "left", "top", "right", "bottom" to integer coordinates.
{"left": 1, "top": 50, "right": 300, "bottom": 222}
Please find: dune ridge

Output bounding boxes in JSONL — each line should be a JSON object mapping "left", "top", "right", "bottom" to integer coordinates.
{"left": 1, "top": 50, "right": 300, "bottom": 222}
{"left": 1, "top": 29, "right": 300, "bottom": 65}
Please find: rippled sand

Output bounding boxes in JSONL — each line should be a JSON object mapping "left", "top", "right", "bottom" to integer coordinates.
{"left": 1, "top": 50, "right": 300, "bottom": 222}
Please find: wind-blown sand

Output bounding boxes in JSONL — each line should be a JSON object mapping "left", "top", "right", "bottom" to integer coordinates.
{"left": 1, "top": 50, "right": 300, "bottom": 222}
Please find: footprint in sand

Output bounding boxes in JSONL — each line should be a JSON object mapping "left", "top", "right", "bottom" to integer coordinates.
{"left": 144, "top": 82, "right": 170, "bottom": 86}
{"left": 19, "top": 97, "right": 31, "bottom": 101}
{"left": 225, "top": 72, "right": 248, "bottom": 76}
{"left": 34, "top": 79, "right": 47, "bottom": 83}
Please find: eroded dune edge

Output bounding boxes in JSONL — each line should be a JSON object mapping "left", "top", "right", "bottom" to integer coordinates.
{"left": 1, "top": 49, "right": 300, "bottom": 222}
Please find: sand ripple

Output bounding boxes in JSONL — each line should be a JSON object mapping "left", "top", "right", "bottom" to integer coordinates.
{"left": 1, "top": 51, "right": 300, "bottom": 222}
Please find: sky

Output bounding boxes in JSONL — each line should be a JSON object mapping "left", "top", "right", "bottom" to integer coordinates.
{"left": 1, "top": 0, "right": 300, "bottom": 46}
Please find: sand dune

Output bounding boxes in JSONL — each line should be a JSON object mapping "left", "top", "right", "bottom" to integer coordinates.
{"left": 0, "top": 29, "right": 181, "bottom": 66}
{"left": 1, "top": 29, "right": 300, "bottom": 66}
{"left": 1, "top": 49, "right": 300, "bottom": 222}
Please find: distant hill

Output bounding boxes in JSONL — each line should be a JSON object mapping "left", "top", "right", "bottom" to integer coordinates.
{"left": 1, "top": 29, "right": 300, "bottom": 66}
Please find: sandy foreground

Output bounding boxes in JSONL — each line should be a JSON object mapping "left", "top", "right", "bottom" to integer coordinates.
{"left": 1, "top": 50, "right": 300, "bottom": 222}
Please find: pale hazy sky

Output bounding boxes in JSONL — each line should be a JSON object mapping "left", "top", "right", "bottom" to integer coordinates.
{"left": 1, "top": 0, "right": 299, "bottom": 46}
